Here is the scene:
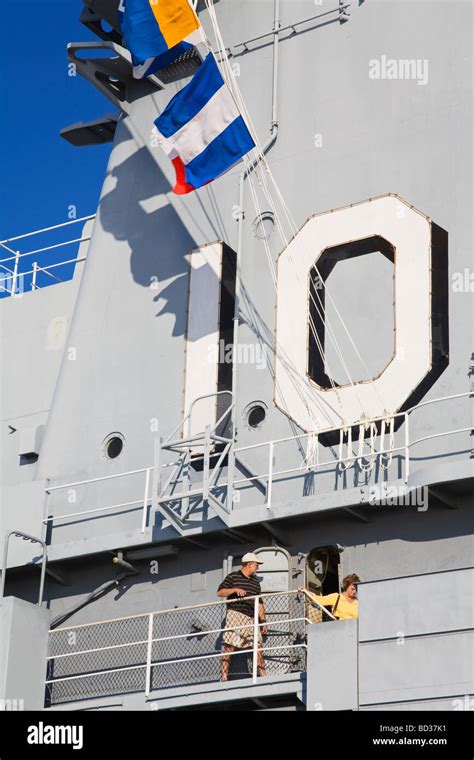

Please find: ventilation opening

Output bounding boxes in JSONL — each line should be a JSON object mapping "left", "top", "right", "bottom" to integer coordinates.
{"left": 245, "top": 403, "right": 267, "bottom": 429}
{"left": 103, "top": 433, "right": 124, "bottom": 460}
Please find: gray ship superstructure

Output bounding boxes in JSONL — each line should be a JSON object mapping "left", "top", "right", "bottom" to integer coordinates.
{"left": 0, "top": 0, "right": 473, "bottom": 712}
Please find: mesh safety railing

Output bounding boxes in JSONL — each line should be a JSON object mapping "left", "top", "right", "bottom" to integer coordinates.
{"left": 45, "top": 590, "right": 317, "bottom": 706}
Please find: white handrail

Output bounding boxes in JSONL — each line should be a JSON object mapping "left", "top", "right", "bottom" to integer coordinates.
{"left": 20, "top": 257, "right": 86, "bottom": 276}
{"left": 0, "top": 238, "right": 91, "bottom": 264}
{"left": 48, "top": 614, "right": 310, "bottom": 660}
{"left": 47, "top": 466, "right": 152, "bottom": 492}
{"left": 300, "top": 588, "right": 337, "bottom": 620}
{"left": 0, "top": 214, "right": 96, "bottom": 245}
{"left": 42, "top": 392, "right": 472, "bottom": 531}
{"left": 42, "top": 499, "right": 143, "bottom": 524}
{"left": 0, "top": 215, "right": 95, "bottom": 298}
{"left": 49, "top": 589, "right": 302, "bottom": 632}
{"left": 408, "top": 427, "right": 472, "bottom": 449}
{"left": 45, "top": 643, "right": 308, "bottom": 687}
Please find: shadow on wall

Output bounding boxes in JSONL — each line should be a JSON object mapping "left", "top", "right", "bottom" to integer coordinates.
{"left": 98, "top": 120, "right": 223, "bottom": 339}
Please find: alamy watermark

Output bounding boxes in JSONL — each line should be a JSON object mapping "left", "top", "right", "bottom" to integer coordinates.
{"left": 0, "top": 272, "right": 24, "bottom": 297}
{"left": 0, "top": 698, "right": 24, "bottom": 711}
{"left": 27, "top": 722, "right": 83, "bottom": 750}
{"left": 369, "top": 55, "right": 429, "bottom": 86}
{"left": 367, "top": 484, "right": 428, "bottom": 512}
{"left": 452, "top": 695, "right": 474, "bottom": 711}
{"left": 452, "top": 269, "right": 474, "bottom": 293}
{"left": 208, "top": 340, "right": 266, "bottom": 370}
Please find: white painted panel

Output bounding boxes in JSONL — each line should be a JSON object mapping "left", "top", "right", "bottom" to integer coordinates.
{"left": 184, "top": 243, "right": 222, "bottom": 437}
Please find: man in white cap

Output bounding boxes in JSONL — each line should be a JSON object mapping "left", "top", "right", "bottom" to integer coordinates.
{"left": 217, "top": 552, "right": 268, "bottom": 681}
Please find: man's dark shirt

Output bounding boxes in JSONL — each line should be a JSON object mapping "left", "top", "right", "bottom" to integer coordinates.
{"left": 218, "top": 570, "right": 263, "bottom": 618}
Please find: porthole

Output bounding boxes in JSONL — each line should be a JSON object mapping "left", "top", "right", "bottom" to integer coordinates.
{"left": 244, "top": 402, "right": 267, "bottom": 429}
{"left": 253, "top": 212, "right": 275, "bottom": 240}
{"left": 103, "top": 433, "right": 124, "bottom": 460}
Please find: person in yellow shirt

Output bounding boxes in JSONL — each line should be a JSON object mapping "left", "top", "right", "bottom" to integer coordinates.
{"left": 300, "top": 573, "right": 360, "bottom": 621}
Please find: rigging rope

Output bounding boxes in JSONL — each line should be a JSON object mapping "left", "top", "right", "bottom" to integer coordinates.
{"left": 203, "top": 0, "right": 390, "bottom": 427}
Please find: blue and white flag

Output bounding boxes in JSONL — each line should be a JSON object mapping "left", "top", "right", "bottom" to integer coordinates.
{"left": 154, "top": 53, "right": 255, "bottom": 194}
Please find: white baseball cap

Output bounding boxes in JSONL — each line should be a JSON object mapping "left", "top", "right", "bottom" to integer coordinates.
{"left": 241, "top": 552, "right": 264, "bottom": 564}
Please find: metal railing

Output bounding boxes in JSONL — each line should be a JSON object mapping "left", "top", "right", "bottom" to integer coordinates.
{"left": 233, "top": 391, "right": 472, "bottom": 507}
{"left": 42, "top": 391, "right": 235, "bottom": 538}
{"left": 0, "top": 215, "right": 95, "bottom": 296}
{"left": 45, "top": 590, "right": 317, "bottom": 706}
{"left": 42, "top": 391, "right": 473, "bottom": 539}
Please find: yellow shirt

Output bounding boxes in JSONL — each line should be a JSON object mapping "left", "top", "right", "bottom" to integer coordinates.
{"left": 313, "top": 592, "right": 359, "bottom": 620}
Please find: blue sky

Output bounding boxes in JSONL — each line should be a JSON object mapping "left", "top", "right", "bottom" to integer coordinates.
{"left": 0, "top": 0, "right": 116, "bottom": 294}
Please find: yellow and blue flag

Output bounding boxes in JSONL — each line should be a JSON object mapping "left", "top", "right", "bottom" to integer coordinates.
{"left": 118, "top": 0, "right": 205, "bottom": 79}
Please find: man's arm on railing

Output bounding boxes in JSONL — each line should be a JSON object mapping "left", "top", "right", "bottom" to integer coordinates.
{"left": 217, "top": 587, "right": 247, "bottom": 598}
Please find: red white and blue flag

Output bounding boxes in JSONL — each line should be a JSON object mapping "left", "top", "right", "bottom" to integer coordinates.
{"left": 154, "top": 53, "right": 255, "bottom": 194}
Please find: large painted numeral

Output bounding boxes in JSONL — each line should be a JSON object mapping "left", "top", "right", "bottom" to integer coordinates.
{"left": 275, "top": 194, "right": 448, "bottom": 433}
